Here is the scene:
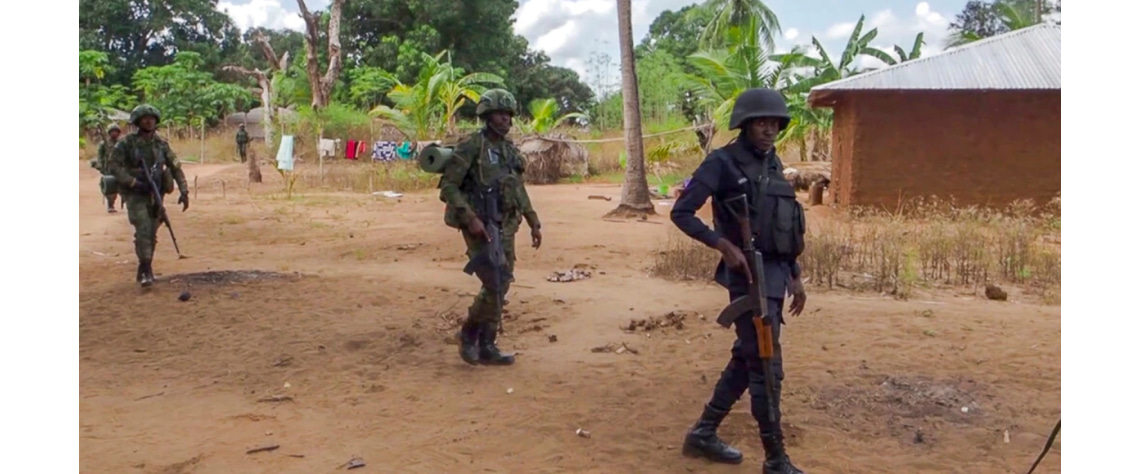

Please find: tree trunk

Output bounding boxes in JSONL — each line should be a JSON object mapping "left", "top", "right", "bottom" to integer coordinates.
{"left": 224, "top": 33, "right": 288, "bottom": 148}
{"left": 298, "top": 0, "right": 345, "bottom": 110}
{"left": 248, "top": 149, "right": 263, "bottom": 184}
{"left": 606, "top": 0, "right": 655, "bottom": 219}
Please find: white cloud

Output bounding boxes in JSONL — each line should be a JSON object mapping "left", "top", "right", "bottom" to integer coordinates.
{"left": 915, "top": 2, "right": 931, "bottom": 17}
{"left": 825, "top": 22, "right": 856, "bottom": 40}
{"left": 218, "top": 0, "right": 305, "bottom": 32}
{"left": 784, "top": 28, "right": 799, "bottom": 41}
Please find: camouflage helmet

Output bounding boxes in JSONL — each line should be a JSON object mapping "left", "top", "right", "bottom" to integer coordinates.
{"left": 107, "top": 124, "right": 122, "bottom": 134}
{"left": 130, "top": 104, "right": 162, "bottom": 126}
{"left": 729, "top": 88, "right": 790, "bottom": 131}
{"left": 475, "top": 89, "right": 518, "bottom": 117}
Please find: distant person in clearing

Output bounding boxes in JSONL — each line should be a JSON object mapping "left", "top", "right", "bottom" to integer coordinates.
{"left": 236, "top": 124, "right": 250, "bottom": 163}
{"left": 95, "top": 124, "right": 123, "bottom": 213}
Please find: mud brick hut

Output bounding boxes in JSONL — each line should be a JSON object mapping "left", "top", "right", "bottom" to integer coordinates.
{"left": 808, "top": 24, "right": 1061, "bottom": 209}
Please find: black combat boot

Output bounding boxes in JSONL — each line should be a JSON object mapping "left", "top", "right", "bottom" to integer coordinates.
{"left": 682, "top": 404, "right": 743, "bottom": 464}
{"left": 136, "top": 261, "right": 146, "bottom": 283}
{"left": 478, "top": 321, "right": 515, "bottom": 365}
{"left": 456, "top": 319, "right": 481, "bottom": 365}
{"left": 761, "top": 435, "right": 804, "bottom": 474}
{"left": 107, "top": 195, "right": 117, "bottom": 213}
{"left": 140, "top": 259, "right": 155, "bottom": 287}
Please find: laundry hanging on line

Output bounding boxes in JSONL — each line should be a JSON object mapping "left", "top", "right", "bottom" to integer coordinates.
{"left": 318, "top": 138, "right": 337, "bottom": 158}
{"left": 345, "top": 139, "right": 358, "bottom": 160}
{"left": 372, "top": 141, "right": 397, "bottom": 162}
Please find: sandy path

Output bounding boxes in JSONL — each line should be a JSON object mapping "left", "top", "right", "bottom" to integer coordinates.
{"left": 79, "top": 163, "right": 1060, "bottom": 473}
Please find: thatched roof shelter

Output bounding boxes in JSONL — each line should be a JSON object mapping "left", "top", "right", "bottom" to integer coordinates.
{"left": 517, "top": 133, "right": 589, "bottom": 184}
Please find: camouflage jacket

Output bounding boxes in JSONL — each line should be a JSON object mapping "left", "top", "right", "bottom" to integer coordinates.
{"left": 108, "top": 132, "right": 189, "bottom": 196}
{"left": 236, "top": 129, "right": 249, "bottom": 145}
{"left": 95, "top": 140, "right": 118, "bottom": 173}
{"left": 438, "top": 130, "right": 540, "bottom": 232}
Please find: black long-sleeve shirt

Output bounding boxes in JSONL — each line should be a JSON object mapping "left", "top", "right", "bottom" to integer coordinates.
{"left": 670, "top": 140, "right": 801, "bottom": 298}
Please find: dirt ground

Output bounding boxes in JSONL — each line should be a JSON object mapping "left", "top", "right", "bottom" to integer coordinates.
{"left": 79, "top": 161, "right": 1060, "bottom": 474}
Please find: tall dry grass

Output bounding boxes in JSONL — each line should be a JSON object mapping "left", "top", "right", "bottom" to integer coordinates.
{"left": 651, "top": 196, "right": 1062, "bottom": 305}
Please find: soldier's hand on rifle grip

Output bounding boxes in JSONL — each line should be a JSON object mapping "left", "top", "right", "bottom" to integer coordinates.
{"left": 131, "top": 179, "right": 149, "bottom": 193}
{"left": 178, "top": 192, "right": 190, "bottom": 212}
{"left": 530, "top": 226, "right": 542, "bottom": 249}
{"left": 714, "top": 238, "right": 751, "bottom": 283}
{"left": 468, "top": 217, "right": 491, "bottom": 242}
{"left": 788, "top": 276, "right": 807, "bottom": 316}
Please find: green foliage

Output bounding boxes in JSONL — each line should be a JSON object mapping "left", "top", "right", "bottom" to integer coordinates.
{"left": 132, "top": 51, "right": 254, "bottom": 127}
{"left": 514, "top": 98, "right": 589, "bottom": 135}
{"left": 367, "top": 51, "right": 503, "bottom": 140}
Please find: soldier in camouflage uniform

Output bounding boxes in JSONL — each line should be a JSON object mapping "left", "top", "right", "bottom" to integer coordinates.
{"left": 439, "top": 88, "right": 543, "bottom": 366}
{"left": 96, "top": 124, "right": 123, "bottom": 213}
{"left": 236, "top": 124, "right": 250, "bottom": 163}
{"left": 107, "top": 104, "right": 191, "bottom": 287}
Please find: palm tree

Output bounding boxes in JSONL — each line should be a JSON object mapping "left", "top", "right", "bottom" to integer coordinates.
{"left": 947, "top": 0, "right": 1045, "bottom": 47}
{"left": 697, "top": 0, "right": 781, "bottom": 51}
{"left": 679, "top": 22, "right": 801, "bottom": 131}
{"left": 608, "top": 0, "right": 655, "bottom": 218}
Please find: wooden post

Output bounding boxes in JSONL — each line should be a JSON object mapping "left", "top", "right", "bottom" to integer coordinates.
{"left": 200, "top": 121, "right": 206, "bottom": 164}
{"left": 809, "top": 180, "right": 826, "bottom": 206}
{"left": 194, "top": 175, "right": 199, "bottom": 200}
{"left": 222, "top": 180, "right": 226, "bottom": 199}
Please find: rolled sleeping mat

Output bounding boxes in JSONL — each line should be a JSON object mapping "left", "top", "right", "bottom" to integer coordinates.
{"left": 100, "top": 175, "right": 118, "bottom": 194}
{"left": 418, "top": 144, "right": 454, "bottom": 174}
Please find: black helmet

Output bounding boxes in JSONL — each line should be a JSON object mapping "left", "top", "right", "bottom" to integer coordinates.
{"left": 729, "top": 88, "right": 790, "bottom": 131}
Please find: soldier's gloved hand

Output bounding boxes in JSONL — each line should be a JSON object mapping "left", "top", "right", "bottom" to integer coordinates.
{"left": 467, "top": 217, "right": 490, "bottom": 242}
{"left": 131, "top": 179, "right": 150, "bottom": 193}
{"left": 178, "top": 192, "right": 190, "bottom": 211}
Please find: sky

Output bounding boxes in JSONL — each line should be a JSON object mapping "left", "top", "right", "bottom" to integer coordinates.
{"left": 216, "top": 0, "right": 981, "bottom": 88}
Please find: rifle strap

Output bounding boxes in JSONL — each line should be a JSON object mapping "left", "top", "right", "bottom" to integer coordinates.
{"left": 1025, "top": 418, "right": 1060, "bottom": 474}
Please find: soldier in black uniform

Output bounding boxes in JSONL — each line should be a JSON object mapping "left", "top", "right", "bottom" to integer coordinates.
{"left": 670, "top": 88, "right": 808, "bottom": 474}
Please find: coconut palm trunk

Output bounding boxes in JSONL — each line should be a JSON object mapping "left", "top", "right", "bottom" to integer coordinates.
{"left": 607, "top": 0, "right": 655, "bottom": 218}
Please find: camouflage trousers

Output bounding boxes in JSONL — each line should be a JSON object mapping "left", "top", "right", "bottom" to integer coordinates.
{"left": 238, "top": 144, "right": 248, "bottom": 162}
{"left": 125, "top": 193, "right": 161, "bottom": 262}
{"left": 461, "top": 218, "right": 519, "bottom": 325}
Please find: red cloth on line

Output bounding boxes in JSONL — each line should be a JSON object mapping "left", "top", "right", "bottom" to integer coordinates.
{"left": 346, "top": 140, "right": 357, "bottom": 159}
{"left": 357, "top": 140, "right": 366, "bottom": 158}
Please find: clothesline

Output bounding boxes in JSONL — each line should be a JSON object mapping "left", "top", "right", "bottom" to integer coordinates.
{"left": 533, "top": 125, "right": 702, "bottom": 144}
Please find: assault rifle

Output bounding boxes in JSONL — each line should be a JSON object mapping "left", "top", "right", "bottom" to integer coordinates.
{"left": 714, "top": 193, "right": 777, "bottom": 422}
{"left": 137, "top": 150, "right": 187, "bottom": 259}
{"left": 462, "top": 186, "right": 512, "bottom": 334}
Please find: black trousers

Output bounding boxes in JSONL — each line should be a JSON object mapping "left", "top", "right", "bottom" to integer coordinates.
{"left": 704, "top": 290, "right": 786, "bottom": 438}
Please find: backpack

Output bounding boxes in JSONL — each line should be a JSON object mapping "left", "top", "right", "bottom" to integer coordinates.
{"left": 714, "top": 146, "right": 806, "bottom": 259}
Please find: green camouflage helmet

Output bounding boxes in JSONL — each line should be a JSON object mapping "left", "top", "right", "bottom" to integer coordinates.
{"left": 130, "top": 104, "right": 162, "bottom": 126}
{"left": 476, "top": 89, "right": 517, "bottom": 117}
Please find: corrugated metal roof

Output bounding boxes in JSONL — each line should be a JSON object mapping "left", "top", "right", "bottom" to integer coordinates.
{"left": 809, "top": 24, "right": 1060, "bottom": 93}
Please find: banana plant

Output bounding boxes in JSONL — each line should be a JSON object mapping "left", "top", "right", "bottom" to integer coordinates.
{"left": 368, "top": 50, "right": 503, "bottom": 140}
{"left": 514, "top": 98, "right": 589, "bottom": 135}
